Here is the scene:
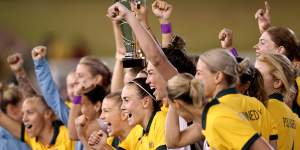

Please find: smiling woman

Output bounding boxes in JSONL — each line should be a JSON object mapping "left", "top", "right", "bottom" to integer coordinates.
{"left": 87, "top": 91, "right": 143, "bottom": 150}
{"left": 21, "top": 96, "right": 75, "bottom": 149}
{"left": 120, "top": 77, "right": 167, "bottom": 150}
{"left": 0, "top": 94, "right": 75, "bottom": 150}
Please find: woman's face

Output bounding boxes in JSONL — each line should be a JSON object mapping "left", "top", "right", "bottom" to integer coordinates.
{"left": 66, "top": 73, "right": 77, "bottom": 100}
{"left": 75, "top": 64, "right": 101, "bottom": 92}
{"left": 254, "top": 32, "right": 278, "bottom": 57}
{"left": 22, "top": 98, "right": 50, "bottom": 138}
{"left": 121, "top": 85, "right": 145, "bottom": 126}
{"left": 80, "top": 95, "right": 101, "bottom": 121}
{"left": 146, "top": 63, "right": 167, "bottom": 100}
{"left": 100, "top": 98, "right": 124, "bottom": 137}
{"left": 255, "top": 60, "right": 275, "bottom": 95}
{"left": 195, "top": 60, "right": 217, "bottom": 99}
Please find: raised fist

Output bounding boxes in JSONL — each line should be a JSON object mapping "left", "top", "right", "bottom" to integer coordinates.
{"left": 31, "top": 46, "right": 47, "bottom": 60}
{"left": 107, "top": 2, "right": 131, "bottom": 22}
{"left": 152, "top": 0, "right": 173, "bottom": 21}
{"left": 75, "top": 115, "right": 88, "bottom": 138}
{"left": 7, "top": 53, "right": 24, "bottom": 73}
{"left": 218, "top": 28, "right": 233, "bottom": 49}
{"left": 131, "top": 0, "right": 148, "bottom": 23}
{"left": 255, "top": 1, "right": 271, "bottom": 33}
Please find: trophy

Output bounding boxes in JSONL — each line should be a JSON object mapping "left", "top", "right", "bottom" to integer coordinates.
{"left": 114, "top": 0, "right": 146, "bottom": 68}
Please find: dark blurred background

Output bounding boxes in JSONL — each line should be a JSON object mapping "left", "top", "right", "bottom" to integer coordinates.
{"left": 0, "top": 0, "right": 299, "bottom": 83}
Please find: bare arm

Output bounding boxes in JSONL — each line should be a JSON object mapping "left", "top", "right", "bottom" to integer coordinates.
{"left": 250, "top": 138, "right": 274, "bottom": 150}
{"left": 7, "top": 53, "right": 37, "bottom": 98}
{"left": 107, "top": 3, "right": 178, "bottom": 80}
{"left": 68, "top": 103, "right": 81, "bottom": 140}
{"left": 0, "top": 111, "right": 21, "bottom": 139}
{"left": 110, "top": 22, "right": 126, "bottom": 93}
{"left": 152, "top": 0, "right": 173, "bottom": 48}
{"left": 166, "top": 106, "right": 203, "bottom": 148}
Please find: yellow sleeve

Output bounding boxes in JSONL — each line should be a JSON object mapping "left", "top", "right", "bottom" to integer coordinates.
{"left": 213, "top": 115, "right": 260, "bottom": 150}
{"left": 153, "top": 112, "right": 167, "bottom": 150}
{"left": 119, "top": 125, "right": 143, "bottom": 150}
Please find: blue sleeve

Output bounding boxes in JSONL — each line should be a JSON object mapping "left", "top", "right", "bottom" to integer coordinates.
{"left": 34, "top": 58, "right": 69, "bottom": 125}
{"left": 0, "top": 128, "right": 31, "bottom": 150}
{"left": 0, "top": 139, "right": 31, "bottom": 150}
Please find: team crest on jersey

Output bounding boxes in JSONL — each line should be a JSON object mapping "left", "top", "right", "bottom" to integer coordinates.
{"left": 149, "top": 141, "right": 154, "bottom": 148}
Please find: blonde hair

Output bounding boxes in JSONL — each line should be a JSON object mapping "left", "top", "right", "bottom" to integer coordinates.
{"left": 257, "top": 53, "right": 296, "bottom": 96}
{"left": 199, "top": 49, "right": 246, "bottom": 86}
{"left": 167, "top": 73, "right": 206, "bottom": 108}
{"left": 0, "top": 84, "right": 22, "bottom": 113}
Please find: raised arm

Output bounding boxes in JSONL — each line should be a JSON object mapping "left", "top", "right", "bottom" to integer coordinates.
{"left": 255, "top": 1, "right": 271, "bottom": 34}
{"left": 165, "top": 106, "right": 203, "bottom": 148}
{"left": 68, "top": 96, "right": 82, "bottom": 140}
{"left": 31, "top": 46, "right": 69, "bottom": 125}
{"left": 110, "top": 21, "right": 126, "bottom": 93}
{"left": 7, "top": 53, "right": 37, "bottom": 99}
{"left": 0, "top": 110, "right": 21, "bottom": 139}
{"left": 152, "top": 0, "right": 173, "bottom": 48}
{"left": 107, "top": 2, "right": 177, "bottom": 80}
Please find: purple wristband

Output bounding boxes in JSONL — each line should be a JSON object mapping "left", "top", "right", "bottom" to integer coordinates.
{"left": 161, "top": 23, "right": 172, "bottom": 34}
{"left": 72, "top": 96, "right": 82, "bottom": 105}
{"left": 230, "top": 48, "right": 238, "bottom": 57}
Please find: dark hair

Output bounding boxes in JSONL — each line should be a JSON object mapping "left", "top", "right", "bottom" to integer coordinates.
{"left": 0, "top": 84, "right": 21, "bottom": 113}
{"left": 162, "top": 47, "right": 196, "bottom": 75}
{"left": 79, "top": 56, "right": 112, "bottom": 88}
{"left": 168, "top": 34, "right": 186, "bottom": 50}
{"left": 236, "top": 57, "right": 268, "bottom": 105}
{"left": 266, "top": 27, "right": 300, "bottom": 61}
{"left": 84, "top": 85, "right": 107, "bottom": 104}
{"left": 127, "top": 78, "right": 160, "bottom": 111}
{"left": 127, "top": 67, "right": 145, "bottom": 76}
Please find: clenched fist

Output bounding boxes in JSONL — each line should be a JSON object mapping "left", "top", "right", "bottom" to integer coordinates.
{"left": 7, "top": 53, "right": 24, "bottom": 73}
{"left": 75, "top": 115, "right": 89, "bottom": 138}
{"left": 88, "top": 130, "right": 108, "bottom": 149}
{"left": 107, "top": 2, "right": 132, "bottom": 22}
{"left": 152, "top": 0, "right": 173, "bottom": 22}
{"left": 218, "top": 28, "right": 233, "bottom": 49}
{"left": 31, "top": 46, "right": 47, "bottom": 60}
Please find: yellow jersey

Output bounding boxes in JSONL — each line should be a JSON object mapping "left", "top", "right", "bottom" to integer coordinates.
{"left": 107, "top": 125, "right": 143, "bottom": 150}
{"left": 202, "top": 98, "right": 260, "bottom": 149}
{"left": 21, "top": 121, "right": 75, "bottom": 150}
{"left": 217, "top": 88, "right": 277, "bottom": 141}
{"left": 135, "top": 111, "right": 167, "bottom": 150}
{"left": 293, "top": 76, "right": 300, "bottom": 117}
{"left": 267, "top": 93, "right": 297, "bottom": 150}
{"left": 294, "top": 114, "right": 300, "bottom": 150}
